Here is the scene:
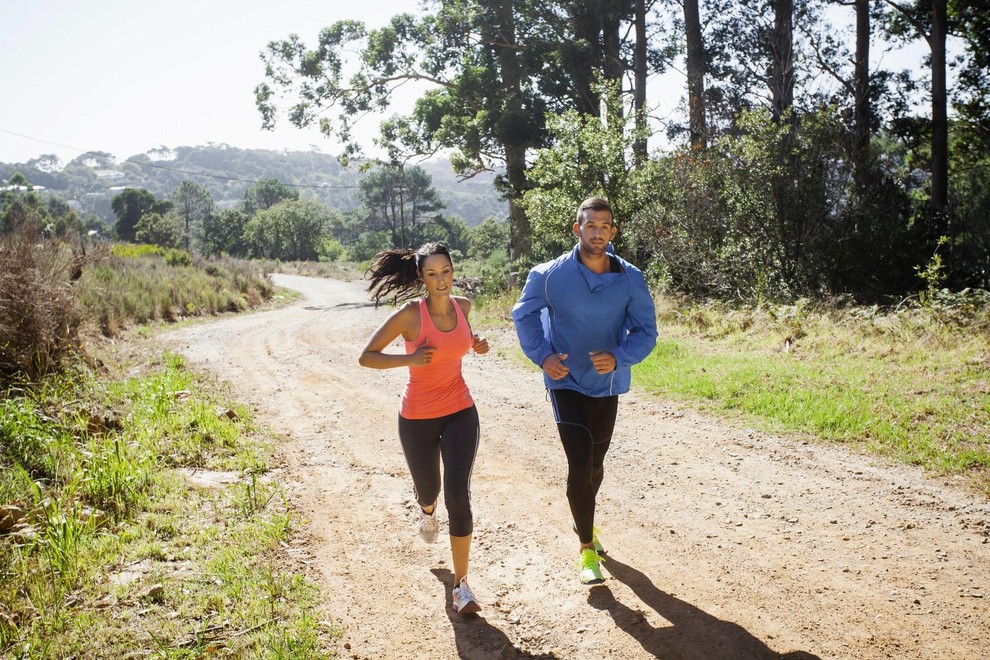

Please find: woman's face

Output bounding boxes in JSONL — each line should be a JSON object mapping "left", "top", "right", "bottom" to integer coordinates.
{"left": 419, "top": 254, "right": 454, "bottom": 297}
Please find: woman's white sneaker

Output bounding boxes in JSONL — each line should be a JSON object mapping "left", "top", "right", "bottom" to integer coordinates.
{"left": 419, "top": 508, "right": 439, "bottom": 544}
{"left": 452, "top": 578, "right": 481, "bottom": 614}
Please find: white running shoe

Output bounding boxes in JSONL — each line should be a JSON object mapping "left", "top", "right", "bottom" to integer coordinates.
{"left": 452, "top": 577, "right": 481, "bottom": 614}
{"left": 419, "top": 508, "right": 439, "bottom": 544}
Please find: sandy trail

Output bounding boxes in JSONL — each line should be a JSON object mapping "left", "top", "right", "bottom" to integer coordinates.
{"left": 160, "top": 273, "right": 990, "bottom": 659}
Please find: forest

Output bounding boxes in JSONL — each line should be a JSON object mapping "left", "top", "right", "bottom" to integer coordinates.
{"left": 253, "top": 0, "right": 988, "bottom": 303}
{"left": 3, "top": 0, "right": 989, "bottom": 306}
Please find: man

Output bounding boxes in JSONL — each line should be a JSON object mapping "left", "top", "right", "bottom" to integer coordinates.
{"left": 512, "top": 196, "right": 658, "bottom": 584}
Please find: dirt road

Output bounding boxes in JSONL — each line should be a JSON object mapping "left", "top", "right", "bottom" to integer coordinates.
{"left": 160, "top": 274, "right": 990, "bottom": 659}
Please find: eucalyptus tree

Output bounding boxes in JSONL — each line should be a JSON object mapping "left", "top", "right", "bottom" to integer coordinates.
{"left": 882, "top": 0, "right": 949, "bottom": 214}
{"left": 256, "top": 0, "right": 673, "bottom": 260}
{"left": 358, "top": 165, "right": 444, "bottom": 248}
{"left": 169, "top": 180, "right": 214, "bottom": 251}
{"left": 241, "top": 177, "right": 299, "bottom": 216}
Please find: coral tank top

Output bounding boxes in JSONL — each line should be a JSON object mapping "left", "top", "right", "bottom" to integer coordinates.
{"left": 400, "top": 298, "right": 475, "bottom": 419}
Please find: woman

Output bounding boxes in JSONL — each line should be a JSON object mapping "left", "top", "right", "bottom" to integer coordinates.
{"left": 358, "top": 242, "right": 489, "bottom": 615}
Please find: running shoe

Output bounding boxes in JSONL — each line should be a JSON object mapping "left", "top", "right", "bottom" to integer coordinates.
{"left": 452, "top": 577, "right": 481, "bottom": 614}
{"left": 419, "top": 507, "right": 439, "bottom": 544}
{"left": 579, "top": 548, "right": 605, "bottom": 585}
{"left": 572, "top": 523, "right": 605, "bottom": 553}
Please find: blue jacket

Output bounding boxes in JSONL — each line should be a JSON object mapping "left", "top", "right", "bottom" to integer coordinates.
{"left": 512, "top": 244, "right": 658, "bottom": 397}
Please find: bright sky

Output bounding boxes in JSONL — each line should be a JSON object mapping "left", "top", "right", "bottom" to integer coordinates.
{"left": 0, "top": 0, "right": 421, "bottom": 165}
{"left": 0, "top": 1, "right": 932, "bottom": 168}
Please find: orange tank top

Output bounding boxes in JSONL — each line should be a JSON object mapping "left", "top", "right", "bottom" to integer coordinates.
{"left": 400, "top": 298, "right": 475, "bottom": 419}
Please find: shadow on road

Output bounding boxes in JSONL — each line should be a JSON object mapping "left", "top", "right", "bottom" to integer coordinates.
{"left": 302, "top": 301, "right": 378, "bottom": 311}
{"left": 431, "top": 568, "right": 559, "bottom": 659}
{"left": 595, "top": 552, "right": 821, "bottom": 659}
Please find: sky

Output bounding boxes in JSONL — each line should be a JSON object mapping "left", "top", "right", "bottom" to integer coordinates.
{"left": 0, "top": 1, "right": 933, "bottom": 169}
{"left": 0, "top": 0, "right": 426, "bottom": 165}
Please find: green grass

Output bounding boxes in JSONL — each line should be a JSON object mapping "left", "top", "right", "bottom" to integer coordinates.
{"left": 635, "top": 300, "right": 990, "bottom": 491}
{"left": 0, "top": 351, "right": 335, "bottom": 657}
{"left": 74, "top": 249, "right": 275, "bottom": 336}
{"left": 478, "top": 289, "right": 990, "bottom": 494}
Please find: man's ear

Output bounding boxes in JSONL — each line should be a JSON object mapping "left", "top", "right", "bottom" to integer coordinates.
{"left": 572, "top": 222, "right": 581, "bottom": 237}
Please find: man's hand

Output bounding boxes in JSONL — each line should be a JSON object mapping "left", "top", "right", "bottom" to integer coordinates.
{"left": 542, "top": 352, "right": 570, "bottom": 380}
{"left": 589, "top": 350, "right": 616, "bottom": 374}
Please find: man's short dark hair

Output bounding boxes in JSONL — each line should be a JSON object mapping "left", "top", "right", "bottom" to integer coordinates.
{"left": 576, "top": 197, "right": 613, "bottom": 224}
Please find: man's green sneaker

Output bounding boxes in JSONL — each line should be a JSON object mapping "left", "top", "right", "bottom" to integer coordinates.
{"left": 573, "top": 523, "right": 605, "bottom": 553}
{"left": 579, "top": 548, "right": 605, "bottom": 585}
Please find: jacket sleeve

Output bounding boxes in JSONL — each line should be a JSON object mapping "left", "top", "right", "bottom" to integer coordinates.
{"left": 511, "top": 267, "right": 555, "bottom": 369}
{"left": 611, "top": 269, "right": 658, "bottom": 368}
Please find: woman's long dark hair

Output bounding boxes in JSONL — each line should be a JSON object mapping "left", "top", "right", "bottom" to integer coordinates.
{"left": 365, "top": 242, "right": 452, "bottom": 306}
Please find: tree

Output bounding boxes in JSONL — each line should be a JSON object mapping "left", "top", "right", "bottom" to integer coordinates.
{"left": 882, "top": 0, "right": 949, "bottom": 215}
{"left": 256, "top": 0, "right": 673, "bottom": 260}
{"left": 245, "top": 199, "right": 333, "bottom": 261}
{"left": 242, "top": 177, "right": 299, "bottom": 216}
{"left": 358, "top": 165, "right": 444, "bottom": 248}
{"left": 111, "top": 188, "right": 171, "bottom": 242}
{"left": 134, "top": 212, "right": 183, "bottom": 248}
{"left": 523, "top": 82, "right": 658, "bottom": 261}
{"left": 468, "top": 216, "right": 510, "bottom": 260}
{"left": 202, "top": 208, "right": 251, "bottom": 257}
{"left": 684, "top": 0, "right": 708, "bottom": 148}
{"left": 169, "top": 180, "right": 214, "bottom": 250}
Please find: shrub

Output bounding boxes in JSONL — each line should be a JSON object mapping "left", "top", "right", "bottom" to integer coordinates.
{"left": 0, "top": 227, "right": 90, "bottom": 386}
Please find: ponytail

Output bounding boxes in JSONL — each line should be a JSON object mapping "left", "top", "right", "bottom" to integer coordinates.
{"left": 365, "top": 242, "right": 452, "bottom": 306}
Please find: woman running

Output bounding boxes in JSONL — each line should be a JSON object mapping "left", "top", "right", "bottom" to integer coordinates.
{"left": 358, "top": 242, "right": 489, "bottom": 614}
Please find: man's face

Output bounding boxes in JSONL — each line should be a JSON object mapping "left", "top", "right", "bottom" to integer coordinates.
{"left": 573, "top": 209, "right": 616, "bottom": 257}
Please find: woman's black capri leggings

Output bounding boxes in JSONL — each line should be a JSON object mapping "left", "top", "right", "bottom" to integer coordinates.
{"left": 398, "top": 405, "right": 479, "bottom": 537}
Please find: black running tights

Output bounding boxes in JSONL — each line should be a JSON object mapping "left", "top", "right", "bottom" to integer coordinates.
{"left": 398, "top": 405, "right": 479, "bottom": 537}
{"left": 549, "top": 389, "right": 618, "bottom": 546}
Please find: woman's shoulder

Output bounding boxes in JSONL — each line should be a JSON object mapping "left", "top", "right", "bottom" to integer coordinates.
{"left": 390, "top": 299, "right": 422, "bottom": 323}
{"left": 452, "top": 295, "right": 472, "bottom": 315}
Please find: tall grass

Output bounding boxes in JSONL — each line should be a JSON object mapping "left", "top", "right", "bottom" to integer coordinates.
{"left": 476, "top": 286, "right": 990, "bottom": 493}
{"left": 74, "top": 246, "right": 275, "bottom": 336}
{"left": 635, "top": 297, "right": 990, "bottom": 491}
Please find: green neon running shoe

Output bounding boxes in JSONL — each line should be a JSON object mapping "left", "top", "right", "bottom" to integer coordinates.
{"left": 573, "top": 523, "right": 605, "bottom": 553}
{"left": 579, "top": 548, "right": 605, "bottom": 585}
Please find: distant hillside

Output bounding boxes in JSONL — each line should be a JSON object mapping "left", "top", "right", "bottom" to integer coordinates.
{"left": 0, "top": 145, "right": 506, "bottom": 227}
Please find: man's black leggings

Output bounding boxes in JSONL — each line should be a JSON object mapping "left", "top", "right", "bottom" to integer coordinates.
{"left": 398, "top": 405, "right": 479, "bottom": 537}
{"left": 549, "top": 389, "right": 618, "bottom": 547}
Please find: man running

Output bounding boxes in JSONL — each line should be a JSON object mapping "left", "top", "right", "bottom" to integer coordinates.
{"left": 512, "top": 196, "right": 658, "bottom": 584}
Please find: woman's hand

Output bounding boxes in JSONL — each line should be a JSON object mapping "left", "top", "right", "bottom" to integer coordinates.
{"left": 471, "top": 334, "right": 489, "bottom": 355}
{"left": 409, "top": 345, "right": 438, "bottom": 366}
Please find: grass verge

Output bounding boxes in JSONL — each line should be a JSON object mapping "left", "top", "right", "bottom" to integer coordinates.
{"left": 475, "top": 290, "right": 990, "bottom": 495}
{"left": 636, "top": 298, "right": 990, "bottom": 493}
{"left": 0, "top": 348, "right": 336, "bottom": 657}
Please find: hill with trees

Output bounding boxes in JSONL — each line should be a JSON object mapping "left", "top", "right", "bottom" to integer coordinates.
{"left": 0, "top": 145, "right": 505, "bottom": 229}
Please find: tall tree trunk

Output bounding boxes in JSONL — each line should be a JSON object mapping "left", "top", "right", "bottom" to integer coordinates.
{"left": 571, "top": 0, "right": 602, "bottom": 116}
{"left": 633, "top": 0, "right": 648, "bottom": 161}
{"left": 930, "top": 0, "right": 948, "bottom": 214}
{"left": 602, "top": 1, "right": 623, "bottom": 88}
{"left": 494, "top": 0, "right": 532, "bottom": 260}
{"left": 771, "top": 0, "right": 795, "bottom": 122}
{"left": 684, "top": 0, "right": 707, "bottom": 149}
{"left": 853, "top": 0, "right": 872, "bottom": 189}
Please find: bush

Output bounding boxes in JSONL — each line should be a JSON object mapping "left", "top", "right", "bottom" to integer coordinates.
{"left": 0, "top": 228, "right": 89, "bottom": 386}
